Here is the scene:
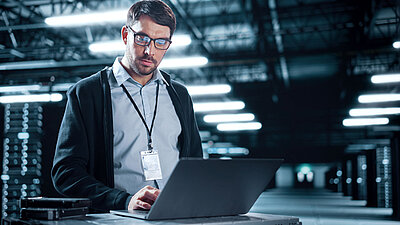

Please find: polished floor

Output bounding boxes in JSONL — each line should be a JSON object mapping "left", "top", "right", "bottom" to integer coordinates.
{"left": 250, "top": 188, "right": 400, "bottom": 225}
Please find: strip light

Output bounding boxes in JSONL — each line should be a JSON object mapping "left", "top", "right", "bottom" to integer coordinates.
{"left": 52, "top": 83, "right": 75, "bottom": 91}
{"left": 0, "top": 85, "right": 41, "bottom": 93}
{"left": 358, "top": 94, "right": 400, "bottom": 103}
{"left": 204, "top": 113, "right": 254, "bottom": 123}
{"left": 159, "top": 56, "right": 208, "bottom": 69}
{"left": 194, "top": 101, "right": 245, "bottom": 112}
{"left": 349, "top": 107, "right": 400, "bottom": 116}
{"left": 0, "top": 93, "right": 63, "bottom": 103}
{"left": 0, "top": 60, "right": 57, "bottom": 70}
{"left": 342, "top": 118, "right": 389, "bottom": 127}
{"left": 217, "top": 122, "right": 262, "bottom": 131}
{"left": 45, "top": 10, "right": 127, "bottom": 27}
{"left": 187, "top": 84, "right": 231, "bottom": 96}
{"left": 371, "top": 74, "right": 400, "bottom": 84}
{"left": 89, "top": 35, "right": 192, "bottom": 53}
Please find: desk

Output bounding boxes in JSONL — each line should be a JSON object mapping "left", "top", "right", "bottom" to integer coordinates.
{"left": 3, "top": 213, "right": 301, "bottom": 225}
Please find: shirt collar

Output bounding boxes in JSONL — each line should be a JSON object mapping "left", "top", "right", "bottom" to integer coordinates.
{"left": 112, "top": 57, "right": 169, "bottom": 86}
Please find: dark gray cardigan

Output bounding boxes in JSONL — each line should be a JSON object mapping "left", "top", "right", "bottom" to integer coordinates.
{"left": 51, "top": 67, "right": 202, "bottom": 211}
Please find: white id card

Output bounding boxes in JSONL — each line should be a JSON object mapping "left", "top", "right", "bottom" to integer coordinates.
{"left": 140, "top": 150, "right": 163, "bottom": 181}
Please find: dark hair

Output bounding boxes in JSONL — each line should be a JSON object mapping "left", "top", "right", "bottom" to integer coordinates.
{"left": 127, "top": 0, "right": 176, "bottom": 37}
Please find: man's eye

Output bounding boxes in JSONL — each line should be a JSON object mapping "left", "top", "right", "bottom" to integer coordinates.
{"left": 155, "top": 39, "right": 167, "bottom": 45}
{"left": 137, "top": 35, "right": 149, "bottom": 43}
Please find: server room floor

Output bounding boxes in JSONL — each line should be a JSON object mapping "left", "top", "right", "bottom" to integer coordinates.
{"left": 250, "top": 188, "right": 398, "bottom": 225}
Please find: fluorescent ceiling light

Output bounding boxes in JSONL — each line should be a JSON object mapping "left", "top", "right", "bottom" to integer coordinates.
{"left": 349, "top": 107, "right": 400, "bottom": 116}
{"left": 187, "top": 84, "right": 231, "bottom": 96}
{"left": 89, "top": 35, "right": 191, "bottom": 53}
{"left": 159, "top": 56, "right": 208, "bottom": 69}
{"left": 393, "top": 41, "right": 400, "bottom": 49}
{"left": 346, "top": 144, "right": 376, "bottom": 151}
{"left": 217, "top": 122, "right": 262, "bottom": 131}
{"left": 358, "top": 94, "right": 400, "bottom": 103}
{"left": 0, "top": 59, "right": 114, "bottom": 70}
{"left": 89, "top": 40, "right": 123, "bottom": 53}
{"left": 207, "top": 147, "right": 249, "bottom": 155}
{"left": 342, "top": 118, "right": 389, "bottom": 127}
{"left": 194, "top": 101, "right": 245, "bottom": 112}
{"left": 171, "top": 35, "right": 191, "bottom": 47}
{"left": 0, "top": 60, "right": 57, "bottom": 70}
{"left": 45, "top": 10, "right": 127, "bottom": 27}
{"left": 0, "top": 85, "right": 41, "bottom": 93}
{"left": 204, "top": 113, "right": 254, "bottom": 123}
{"left": 0, "top": 93, "right": 63, "bottom": 103}
{"left": 52, "top": 83, "right": 75, "bottom": 91}
{"left": 371, "top": 74, "right": 400, "bottom": 84}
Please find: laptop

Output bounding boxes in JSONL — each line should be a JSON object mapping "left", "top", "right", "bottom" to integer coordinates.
{"left": 110, "top": 158, "right": 283, "bottom": 220}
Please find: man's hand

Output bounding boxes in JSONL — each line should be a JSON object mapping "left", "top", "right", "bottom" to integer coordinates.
{"left": 128, "top": 185, "right": 160, "bottom": 210}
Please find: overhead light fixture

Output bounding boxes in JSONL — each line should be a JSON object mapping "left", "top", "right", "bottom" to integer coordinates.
{"left": 0, "top": 60, "right": 57, "bottom": 70}
{"left": 342, "top": 118, "right": 389, "bottom": 127}
{"left": 217, "top": 122, "right": 262, "bottom": 131}
{"left": 193, "top": 101, "right": 245, "bottom": 112}
{"left": 358, "top": 94, "right": 400, "bottom": 103}
{"left": 89, "top": 40, "right": 123, "bottom": 53}
{"left": 89, "top": 35, "right": 192, "bottom": 53}
{"left": 187, "top": 84, "right": 231, "bottom": 96}
{"left": 52, "top": 83, "right": 75, "bottom": 91}
{"left": 45, "top": 10, "right": 127, "bottom": 27}
{"left": 393, "top": 41, "right": 400, "bottom": 49}
{"left": 207, "top": 147, "right": 249, "bottom": 155}
{"left": 159, "top": 56, "right": 208, "bottom": 69}
{"left": 0, "top": 85, "right": 41, "bottom": 93}
{"left": 346, "top": 144, "right": 377, "bottom": 151}
{"left": 349, "top": 107, "right": 400, "bottom": 116}
{"left": 371, "top": 74, "right": 400, "bottom": 84}
{"left": 0, "top": 93, "right": 63, "bottom": 103}
{"left": 0, "top": 59, "right": 114, "bottom": 70}
{"left": 203, "top": 113, "right": 254, "bottom": 123}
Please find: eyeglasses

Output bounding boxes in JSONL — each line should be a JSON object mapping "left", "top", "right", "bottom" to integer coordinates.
{"left": 127, "top": 26, "right": 172, "bottom": 50}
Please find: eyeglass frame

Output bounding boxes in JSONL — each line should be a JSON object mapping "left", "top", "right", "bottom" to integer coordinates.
{"left": 126, "top": 26, "right": 172, "bottom": 50}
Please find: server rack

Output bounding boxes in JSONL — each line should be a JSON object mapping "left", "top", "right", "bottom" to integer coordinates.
{"left": 2, "top": 103, "right": 43, "bottom": 218}
{"left": 357, "top": 154, "right": 367, "bottom": 200}
{"left": 376, "top": 146, "right": 392, "bottom": 208}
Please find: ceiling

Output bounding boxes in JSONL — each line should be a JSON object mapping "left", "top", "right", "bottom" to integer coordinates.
{"left": 0, "top": 0, "right": 399, "bottom": 163}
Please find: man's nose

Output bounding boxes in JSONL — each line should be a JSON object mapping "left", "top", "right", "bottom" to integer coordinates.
{"left": 144, "top": 41, "right": 156, "bottom": 55}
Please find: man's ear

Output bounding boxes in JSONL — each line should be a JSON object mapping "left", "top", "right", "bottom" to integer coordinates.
{"left": 121, "top": 26, "right": 128, "bottom": 45}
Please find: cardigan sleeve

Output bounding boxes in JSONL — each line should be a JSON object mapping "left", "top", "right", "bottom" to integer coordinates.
{"left": 51, "top": 79, "right": 130, "bottom": 211}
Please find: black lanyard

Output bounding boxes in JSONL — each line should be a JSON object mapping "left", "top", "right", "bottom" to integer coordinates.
{"left": 121, "top": 82, "right": 160, "bottom": 151}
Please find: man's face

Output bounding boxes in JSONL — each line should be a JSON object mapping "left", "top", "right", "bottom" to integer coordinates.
{"left": 122, "top": 15, "right": 170, "bottom": 76}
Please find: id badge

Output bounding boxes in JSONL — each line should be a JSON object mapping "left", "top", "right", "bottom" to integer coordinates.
{"left": 140, "top": 150, "right": 163, "bottom": 181}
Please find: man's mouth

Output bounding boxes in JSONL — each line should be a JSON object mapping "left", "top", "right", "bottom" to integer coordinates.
{"left": 139, "top": 59, "right": 154, "bottom": 67}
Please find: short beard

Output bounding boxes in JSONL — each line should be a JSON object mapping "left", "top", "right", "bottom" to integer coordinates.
{"left": 133, "top": 59, "right": 157, "bottom": 76}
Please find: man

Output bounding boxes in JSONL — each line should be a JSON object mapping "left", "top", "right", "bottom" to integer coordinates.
{"left": 52, "top": 0, "right": 202, "bottom": 212}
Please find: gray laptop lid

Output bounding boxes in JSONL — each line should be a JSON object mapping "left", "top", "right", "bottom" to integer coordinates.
{"left": 111, "top": 158, "right": 283, "bottom": 220}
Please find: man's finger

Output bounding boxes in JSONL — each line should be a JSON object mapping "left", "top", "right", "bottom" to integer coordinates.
{"left": 140, "top": 190, "right": 158, "bottom": 202}
{"left": 135, "top": 200, "right": 151, "bottom": 210}
{"left": 143, "top": 185, "right": 156, "bottom": 190}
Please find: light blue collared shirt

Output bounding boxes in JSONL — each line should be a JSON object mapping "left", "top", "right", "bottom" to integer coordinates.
{"left": 109, "top": 57, "right": 181, "bottom": 195}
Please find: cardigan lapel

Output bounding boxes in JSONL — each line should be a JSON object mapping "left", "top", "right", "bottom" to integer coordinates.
{"left": 161, "top": 71, "right": 188, "bottom": 157}
{"left": 100, "top": 67, "right": 115, "bottom": 187}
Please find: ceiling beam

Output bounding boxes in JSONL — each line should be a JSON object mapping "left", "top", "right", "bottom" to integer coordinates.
{"left": 164, "top": 0, "right": 213, "bottom": 54}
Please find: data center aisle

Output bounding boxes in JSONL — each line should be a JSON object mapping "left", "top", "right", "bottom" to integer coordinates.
{"left": 250, "top": 188, "right": 399, "bottom": 225}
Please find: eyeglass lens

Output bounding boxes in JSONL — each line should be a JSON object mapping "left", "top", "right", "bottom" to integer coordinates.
{"left": 135, "top": 34, "right": 170, "bottom": 50}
